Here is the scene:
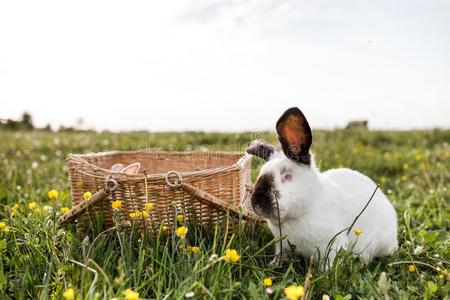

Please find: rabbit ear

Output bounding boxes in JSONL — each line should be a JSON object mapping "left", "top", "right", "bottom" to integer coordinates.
{"left": 276, "top": 107, "right": 312, "bottom": 164}
{"left": 246, "top": 139, "right": 276, "bottom": 161}
{"left": 111, "top": 163, "right": 125, "bottom": 172}
{"left": 121, "top": 162, "right": 141, "bottom": 175}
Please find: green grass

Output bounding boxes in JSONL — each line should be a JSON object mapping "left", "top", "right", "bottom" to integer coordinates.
{"left": 0, "top": 129, "right": 449, "bottom": 299}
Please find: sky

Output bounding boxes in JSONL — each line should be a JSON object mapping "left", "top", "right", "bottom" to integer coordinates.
{"left": 1, "top": 0, "right": 449, "bottom": 132}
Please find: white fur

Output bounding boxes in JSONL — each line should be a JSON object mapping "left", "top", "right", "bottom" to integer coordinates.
{"left": 259, "top": 153, "right": 398, "bottom": 267}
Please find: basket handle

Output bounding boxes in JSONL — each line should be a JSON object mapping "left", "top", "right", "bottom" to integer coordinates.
{"left": 58, "top": 175, "right": 118, "bottom": 225}
{"left": 165, "top": 171, "right": 263, "bottom": 221}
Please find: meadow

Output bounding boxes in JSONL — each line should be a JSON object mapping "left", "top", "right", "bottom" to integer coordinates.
{"left": 0, "top": 129, "right": 449, "bottom": 299}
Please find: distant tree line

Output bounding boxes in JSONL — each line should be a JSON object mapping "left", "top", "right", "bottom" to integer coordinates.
{"left": 0, "top": 112, "right": 41, "bottom": 130}
{"left": 0, "top": 112, "right": 93, "bottom": 132}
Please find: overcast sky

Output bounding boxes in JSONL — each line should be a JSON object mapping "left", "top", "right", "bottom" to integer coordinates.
{"left": 1, "top": 0, "right": 449, "bottom": 131}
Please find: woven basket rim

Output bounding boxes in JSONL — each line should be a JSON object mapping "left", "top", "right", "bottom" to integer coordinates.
{"left": 67, "top": 149, "right": 251, "bottom": 181}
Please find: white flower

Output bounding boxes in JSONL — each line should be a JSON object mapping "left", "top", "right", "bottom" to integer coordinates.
{"left": 208, "top": 254, "right": 218, "bottom": 262}
{"left": 42, "top": 205, "right": 53, "bottom": 215}
{"left": 185, "top": 291, "right": 195, "bottom": 298}
{"left": 413, "top": 245, "right": 424, "bottom": 255}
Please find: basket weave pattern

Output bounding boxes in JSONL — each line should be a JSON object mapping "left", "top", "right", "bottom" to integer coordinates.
{"left": 67, "top": 150, "right": 252, "bottom": 232}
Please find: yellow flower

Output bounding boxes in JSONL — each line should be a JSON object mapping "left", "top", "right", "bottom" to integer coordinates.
{"left": 28, "top": 202, "right": 37, "bottom": 210}
{"left": 114, "top": 276, "right": 121, "bottom": 285}
{"left": 48, "top": 189, "right": 59, "bottom": 200}
{"left": 176, "top": 226, "right": 188, "bottom": 238}
{"left": 0, "top": 222, "right": 5, "bottom": 229}
{"left": 190, "top": 246, "right": 200, "bottom": 254}
{"left": 11, "top": 203, "right": 19, "bottom": 216}
{"left": 419, "top": 163, "right": 428, "bottom": 170}
{"left": 380, "top": 176, "right": 387, "bottom": 184}
{"left": 83, "top": 191, "right": 92, "bottom": 201}
{"left": 408, "top": 264, "right": 416, "bottom": 272}
{"left": 62, "top": 287, "right": 75, "bottom": 300}
{"left": 176, "top": 214, "right": 184, "bottom": 222}
{"left": 162, "top": 225, "right": 170, "bottom": 232}
{"left": 3, "top": 226, "right": 11, "bottom": 234}
{"left": 403, "top": 163, "right": 409, "bottom": 170}
{"left": 129, "top": 210, "right": 148, "bottom": 219}
{"left": 415, "top": 154, "right": 422, "bottom": 161}
{"left": 284, "top": 285, "right": 305, "bottom": 300}
{"left": 60, "top": 207, "right": 70, "bottom": 214}
{"left": 123, "top": 288, "right": 139, "bottom": 300}
{"left": 263, "top": 278, "right": 273, "bottom": 287}
{"left": 145, "top": 203, "right": 154, "bottom": 212}
{"left": 401, "top": 175, "right": 408, "bottom": 182}
{"left": 354, "top": 228, "right": 362, "bottom": 236}
{"left": 224, "top": 249, "right": 240, "bottom": 263}
{"left": 111, "top": 200, "right": 122, "bottom": 209}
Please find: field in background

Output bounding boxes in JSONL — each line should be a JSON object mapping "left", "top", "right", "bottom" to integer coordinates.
{"left": 0, "top": 129, "right": 449, "bottom": 299}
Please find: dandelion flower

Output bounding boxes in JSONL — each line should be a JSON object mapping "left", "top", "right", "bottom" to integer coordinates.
{"left": 162, "top": 225, "right": 170, "bottom": 232}
{"left": 190, "top": 246, "right": 200, "bottom": 254}
{"left": 28, "top": 202, "right": 37, "bottom": 210}
{"left": 415, "top": 154, "right": 422, "bottom": 161}
{"left": 48, "top": 189, "right": 59, "bottom": 200}
{"left": 11, "top": 204, "right": 19, "bottom": 217}
{"left": 284, "top": 285, "right": 305, "bottom": 300}
{"left": 123, "top": 288, "right": 139, "bottom": 300}
{"left": 263, "top": 278, "right": 273, "bottom": 287}
{"left": 129, "top": 211, "right": 147, "bottom": 219}
{"left": 62, "top": 288, "right": 75, "bottom": 300}
{"left": 419, "top": 163, "right": 428, "bottom": 170}
{"left": 83, "top": 191, "right": 92, "bottom": 201}
{"left": 60, "top": 207, "right": 70, "bottom": 214}
{"left": 224, "top": 249, "right": 240, "bottom": 263}
{"left": 176, "top": 226, "right": 188, "bottom": 238}
{"left": 408, "top": 264, "right": 416, "bottom": 272}
{"left": 112, "top": 200, "right": 122, "bottom": 209}
{"left": 145, "top": 203, "right": 154, "bottom": 212}
{"left": 177, "top": 214, "right": 184, "bottom": 222}
{"left": 353, "top": 228, "right": 362, "bottom": 236}
{"left": 0, "top": 222, "right": 6, "bottom": 230}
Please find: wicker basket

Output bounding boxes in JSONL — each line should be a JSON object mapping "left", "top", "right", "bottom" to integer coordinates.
{"left": 60, "top": 150, "right": 260, "bottom": 234}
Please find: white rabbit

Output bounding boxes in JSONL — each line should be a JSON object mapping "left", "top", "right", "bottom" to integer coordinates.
{"left": 246, "top": 107, "right": 398, "bottom": 268}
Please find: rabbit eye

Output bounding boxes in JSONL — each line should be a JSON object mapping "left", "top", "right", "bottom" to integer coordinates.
{"left": 280, "top": 167, "right": 292, "bottom": 183}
